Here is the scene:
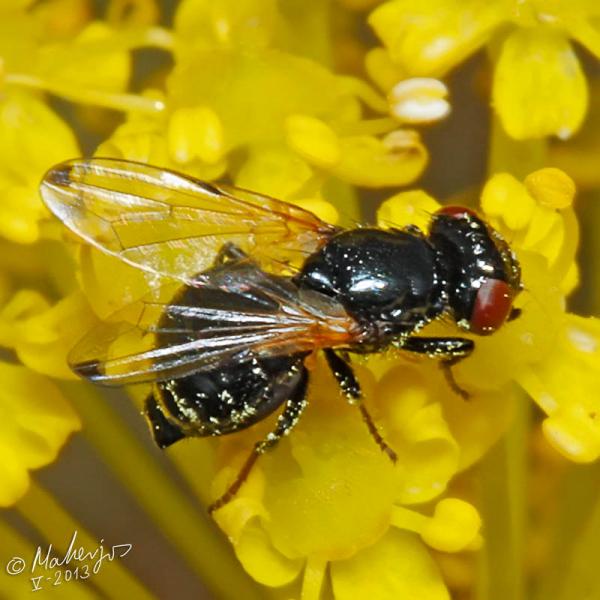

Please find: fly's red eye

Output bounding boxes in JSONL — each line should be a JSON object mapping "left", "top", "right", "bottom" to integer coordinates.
{"left": 436, "top": 206, "right": 478, "bottom": 220}
{"left": 469, "top": 279, "right": 513, "bottom": 335}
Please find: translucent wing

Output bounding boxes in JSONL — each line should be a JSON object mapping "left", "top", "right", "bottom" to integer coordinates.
{"left": 70, "top": 260, "right": 362, "bottom": 385}
{"left": 41, "top": 158, "right": 338, "bottom": 285}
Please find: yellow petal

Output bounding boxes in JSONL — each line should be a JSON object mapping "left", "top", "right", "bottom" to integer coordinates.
{"left": 0, "top": 290, "right": 49, "bottom": 344}
{"left": 377, "top": 189, "right": 441, "bottom": 232}
{"left": 11, "top": 292, "right": 96, "bottom": 379}
{"left": 0, "top": 185, "right": 41, "bottom": 244}
{"left": 0, "top": 91, "right": 79, "bottom": 182}
{"left": 235, "top": 147, "right": 313, "bottom": 199}
{"left": 0, "top": 364, "right": 80, "bottom": 506}
{"left": 331, "top": 529, "right": 450, "bottom": 600}
{"left": 32, "top": 0, "right": 91, "bottom": 38}
{"left": 369, "top": 0, "right": 506, "bottom": 77}
{"left": 480, "top": 172, "right": 536, "bottom": 231}
{"left": 34, "top": 22, "right": 131, "bottom": 97}
{"left": 365, "top": 47, "right": 407, "bottom": 92}
{"left": 560, "top": 261, "right": 579, "bottom": 297}
{"left": 451, "top": 251, "right": 563, "bottom": 391}
{"left": 168, "top": 49, "right": 352, "bottom": 151}
{"left": 294, "top": 199, "right": 339, "bottom": 225}
{"left": 564, "top": 12, "right": 600, "bottom": 61}
{"left": 518, "top": 314, "right": 600, "bottom": 463}
{"left": 420, "top": 498, "right": 481, "bottom": 553}
{"left": 96, "top": 118, "right": 227, "bottom": 181}
{"left": 493, "top": 29, "right": 588, "bottom": 140}
{"left": 0, "top": 92, "right": 78, "bottom": 243}
{"left": 78, "top": 246, "right": 150, "bottom": 319}
{"left": 168, "top": 106, "right": 226, "bottom": 165}
{"left": 520, "top": 205, "right": 561, "bottom": 249}
{"left": 375, "top": 365, "right": 460, "bottom": 504}
{"left": 175, "top": 0, "right": 278, "bottom": 50}
{"left": 234, "top": 520, "right": 304, "bottom": 587}
{"left": 285, "top": 114, "right": 342, "bottom": 168}
{"left": 259, "top": 362, "right": 397, "bottom": 562}
{"left": 106, "top": 0, "right": 160, "bottom": 27}
{"left": 443, "top": 384, "right": 516, "bottom": 470}
{"left": 524, "top": 168, "right": 576, "bottom": 209}
{"left": 331, "top": 130, "right": 427, "bottom": 188}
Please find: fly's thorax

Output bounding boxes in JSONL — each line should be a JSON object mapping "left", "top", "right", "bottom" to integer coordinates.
{"left": 295, "top": 228, "right": 446, "bottom": 342}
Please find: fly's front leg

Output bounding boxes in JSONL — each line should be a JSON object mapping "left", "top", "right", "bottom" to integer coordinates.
{"left": 400, "top": 337, "right": 474, "bottom": 400}
{"left": 208, "top": 367, "right": 309, "bottom": 514}
{"left": 324, "top": 349, "right": 397, "bottom": 463}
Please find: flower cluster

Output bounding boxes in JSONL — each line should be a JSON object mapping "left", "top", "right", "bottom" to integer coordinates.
{"left": 0, "top": 0, "right": 162, "bottom": 506}
{"left": 369, "top": 0, "right": 600, "bottom": 139}
{"left": 207, "top": 166, "right": 599, "bottom": 598}
{"left": 0, "top": 1, "right": 599, "bottom": 599}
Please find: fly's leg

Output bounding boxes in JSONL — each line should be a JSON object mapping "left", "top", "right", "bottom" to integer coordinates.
{"left": 400, "top": 337, "right": 474, "bottom": 400}
{"left": 323, "top": 348, "right": 361, "bottom": 399}
{"left": 208, "top": 367, "right": 309, "bottom": 514}
{"left": 214, "top": 242, "right": 248, "bottom": 265}
{"left": 323, "top": 349, "right": 397, "bottom": 464}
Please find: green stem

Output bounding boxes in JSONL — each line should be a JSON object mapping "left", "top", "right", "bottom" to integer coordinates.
{"left": 0, "top": 517, "right": 97, "bottom": 599}
{"left": 476, "top": 117, "right": 547, "bottom": 600}
{"left": 475, "top": 396, "right": 530, "bottom": 600}
{"left": 533, "top": 462, "right": 600, "bottom": 600}
{"left": 16, "top": 482, "right": 152, "bottom": 599}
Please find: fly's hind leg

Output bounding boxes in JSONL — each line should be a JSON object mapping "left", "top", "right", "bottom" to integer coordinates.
{"left": 324, "top": 349, "right": 397, "bottom": 464}
{"left": 208, "top": 366, "right": 309, "bottom": 514}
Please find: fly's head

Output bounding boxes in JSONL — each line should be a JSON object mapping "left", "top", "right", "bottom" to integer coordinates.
{"left": 429, "top": 206, "right": 522, "bottom": 336}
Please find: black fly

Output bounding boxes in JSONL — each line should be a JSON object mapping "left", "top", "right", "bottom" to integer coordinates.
{"left": 41, "top": 159, "right": 522, "bottom": 512}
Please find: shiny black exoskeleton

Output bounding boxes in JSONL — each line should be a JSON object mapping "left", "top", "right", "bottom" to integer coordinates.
{"left": 297, "top": 228, "right": 447, "bottom": 346}
{"left": 146, "top": 209, "right": 521, "bottom": 511}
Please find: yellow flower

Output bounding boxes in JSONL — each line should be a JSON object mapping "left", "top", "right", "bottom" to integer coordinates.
{"left": 0, "top": 1, "right": 597, "bottom": 599}
{"left": 94, "top": 0, "right": 429, "bottom": 205}
{"left": 0, "top": 91, "right": 79, "bottom": 244}
{"left": 0, "top": 289, "right": 97, "bottom": 379}
{"left": 0, "top": 9, "right": 104, "bottom": 505}
{"left": 369, "top": 0, "right": 600, "bottom": 139}
{"left": 0, "top": 0, "right": 170, "bottom": 246}
{"left": 0, "top": 363, "right": 80, "bottom": 506}
{"left": 210, "top": 358, "right": 488, "bottom": 598}
{"left": 2, "top": 0, "right": 169, "bottom": 113}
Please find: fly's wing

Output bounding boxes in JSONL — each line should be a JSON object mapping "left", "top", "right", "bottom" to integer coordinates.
{"left": 70, "top": 260, "right": 362, "bottom": 385}
{"left": 40, "top": 158, "right": 338, "bottom": 285}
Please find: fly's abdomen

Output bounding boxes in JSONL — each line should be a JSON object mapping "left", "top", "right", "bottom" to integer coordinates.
{"left": 144, "top": 354, "right": 307, "bottom": 447}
